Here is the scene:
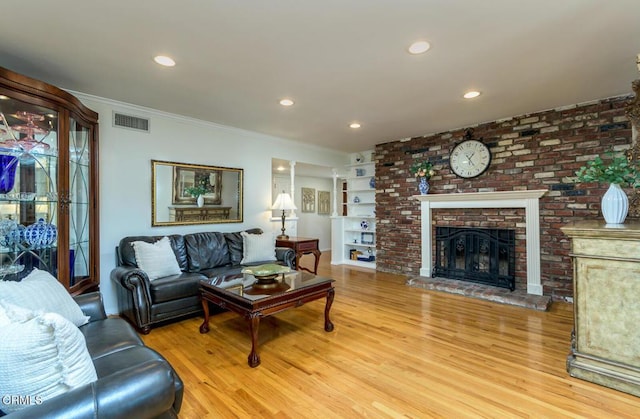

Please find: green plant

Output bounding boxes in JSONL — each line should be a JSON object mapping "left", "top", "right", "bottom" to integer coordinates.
{"left": 575, "top": 152, "right": 640, "bottom": 187}
{"left": 184, "top": 185, "right": 208, "bottom": 197}
{"left": 410, "top": 160, "right": 435, "bottom": 179}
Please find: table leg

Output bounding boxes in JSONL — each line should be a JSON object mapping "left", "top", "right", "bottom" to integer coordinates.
{"left": 248, "top": 312, "right": 261, "bottom": 367}
{"left": 297, "top": 250, "right": 322, "bottom": 274}
{"left": 199, "top": 298, "right": 210, "bottom": 333}
{"left": 324, "top": 288, "right": 335, "bottom": 332}
{"left": 312, "top": 249, "right": 321, "bottom": 274}
{"left": 295, "top": 253, "right": 302, "bottom": 271}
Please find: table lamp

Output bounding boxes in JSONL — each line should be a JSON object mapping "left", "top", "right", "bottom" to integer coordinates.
{"left": 271, "top": 191, "right": 297, "bottom": 239}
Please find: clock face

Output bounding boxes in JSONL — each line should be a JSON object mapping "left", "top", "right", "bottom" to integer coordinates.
{"left": 449, "top": 140, "right": 491, "bottom": 178}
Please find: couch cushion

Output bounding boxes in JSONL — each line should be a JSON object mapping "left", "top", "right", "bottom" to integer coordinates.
{"left": 149, "top": 272, "right": 205, "bottom": 304}
{"left": 184, "top": 232, "right": 230, "bottom": 271}
{"left": 205, "top": 269, "right": 248, "bottom": 287}
{"left": 119, "top": 234, "right": 188, "bottom": 271}
{"left": 200, "top": 264, "right": 245, "bottom": 280}
{"left": 223, "top": 232, "right": 244, "bottom": 265}
{"left": 0, "top": 268, "right": 89, "bottom": 326}
{"left": 91, "top": 345, "right": 169, "bottom": 379}
{"left": 79, "top": 317, "right": 144, "bottom": 360}
{"left": 0, "top": 301, "right": 97, "bottom": 414}
{"left": 131, "top": 237, "right": 182, "bottom": 280}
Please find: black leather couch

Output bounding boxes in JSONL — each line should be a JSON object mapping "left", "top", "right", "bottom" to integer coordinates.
{"left": 4, "top": 292, "right": 183, "bottom": 419}
{"left": 111, "top": 228, "right": 295, "bottom": 334}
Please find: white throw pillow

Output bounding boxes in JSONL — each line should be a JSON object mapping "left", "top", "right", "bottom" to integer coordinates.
{"left": 0, "top": 301, "right": 97, "bottom": 413}
{"left": 0, "top": 268, "right": 89, "bottom": 326}
{"left": 241, "top": 232, "right": 277, "bottom": 264}
{"left": 131, "top": 236, "right": 181, "bottom": 280}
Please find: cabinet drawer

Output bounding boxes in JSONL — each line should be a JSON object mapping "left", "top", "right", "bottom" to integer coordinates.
{"left": 296, "top": 241, "right": 318, "bottom": 251}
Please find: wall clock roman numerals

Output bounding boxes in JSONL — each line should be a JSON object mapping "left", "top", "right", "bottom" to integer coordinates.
{"left": 449, "top": 128, "right": 491, "bottom": 179}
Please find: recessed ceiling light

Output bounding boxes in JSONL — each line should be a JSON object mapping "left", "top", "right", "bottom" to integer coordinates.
{"left": 153, "top": 55, "right": 176, "bottom": 67}
{"left": 463, "top": 91, "right": 481, "bottom": 99}
{"left": 408, "top": 40, "right": 431, "bottom": 55}
{"left": 349, "top": 122, "right": 361, "bottom": 129}
{"left": 276, "top": 166, "right": 285, "bottom": 171}
{"left": 279, "top": 98, "right": 294, "bottom": 107}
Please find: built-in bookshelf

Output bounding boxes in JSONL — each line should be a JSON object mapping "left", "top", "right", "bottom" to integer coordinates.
{"left": 331, "top": 150, "right": 376, "bottom": 268}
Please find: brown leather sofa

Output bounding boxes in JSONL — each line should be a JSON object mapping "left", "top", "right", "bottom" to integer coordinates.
{"left": 4, "top": 292, "right": 183, "bottom": 418}
{"left": 110, "top": 229, "right": 294, "bottom": 333}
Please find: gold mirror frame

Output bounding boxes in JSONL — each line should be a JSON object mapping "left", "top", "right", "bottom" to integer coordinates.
{"left": 151, "top": 160, "right": 243, "bottom": 226}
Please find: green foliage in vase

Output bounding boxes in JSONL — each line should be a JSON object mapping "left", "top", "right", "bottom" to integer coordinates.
{"left": 575, "top": 152, "right": 640, "bottom": 187}
{"left": 184, "top": 185, "right": 208, "bottom": 197}
{"left": 184, "top": 175, "right": 214, "bottom": 197}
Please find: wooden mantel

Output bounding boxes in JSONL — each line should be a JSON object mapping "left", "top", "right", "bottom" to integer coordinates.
{"left": 412, "top": 190, "right": 548, "bottom": 295}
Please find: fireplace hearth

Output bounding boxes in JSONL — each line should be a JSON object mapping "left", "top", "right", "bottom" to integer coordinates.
{"left": 434, "top": 227, "right": 516, "bottom": 291}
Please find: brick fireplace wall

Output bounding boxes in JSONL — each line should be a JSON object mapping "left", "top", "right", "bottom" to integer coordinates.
{"left": 375, "top": 95, "right": 633, "bottom": 300}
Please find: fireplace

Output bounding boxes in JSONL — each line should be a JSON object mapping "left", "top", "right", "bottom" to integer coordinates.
{"left": 434, "top": 227, "right": 516, "bottom": 290}
{"left": 413, "top": 190, "right": 547, "bottom": 295}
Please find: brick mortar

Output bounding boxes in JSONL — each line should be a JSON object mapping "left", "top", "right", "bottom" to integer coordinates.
{"left": 374, "top": 95, "right": 634, "bottom": 301}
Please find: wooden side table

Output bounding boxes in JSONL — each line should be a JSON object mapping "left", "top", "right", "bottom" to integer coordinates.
{"left": 276, "top": 237, "right": 321, "bottom": 275}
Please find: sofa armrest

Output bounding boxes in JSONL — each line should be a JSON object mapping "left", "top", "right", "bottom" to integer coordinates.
{"left": 4, "top": 360, "right": 180, "bottom": 419}
{"left": 73, "top": 291, "right": 107, "bottom": 322}
{"left": 110, "top": 266, "right": 154, "bottom": 332}
{"left": 276, "top": 247, "right": 295, "bottom": 269}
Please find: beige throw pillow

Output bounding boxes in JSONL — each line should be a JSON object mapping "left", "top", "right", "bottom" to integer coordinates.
{"left": 131, "top": 236, "right": 182, "bottom": 280}
{"left": 240, "top": 232, "right": 277, "bottom": 264}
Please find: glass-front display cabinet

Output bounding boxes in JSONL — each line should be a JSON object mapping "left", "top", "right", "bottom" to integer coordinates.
{"left": 0, "top": 66, "right": 99, "bottom": 294}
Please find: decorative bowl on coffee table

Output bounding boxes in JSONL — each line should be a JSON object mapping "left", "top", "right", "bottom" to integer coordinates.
{"left": 241, "top": 264, "right": 291, "bottom": 289}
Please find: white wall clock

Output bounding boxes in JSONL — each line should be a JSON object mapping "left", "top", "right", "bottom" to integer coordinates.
{"left": 449, "top": 130, "right": 491, "bottom": 178}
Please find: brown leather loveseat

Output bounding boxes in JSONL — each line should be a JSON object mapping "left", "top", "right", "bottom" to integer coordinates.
{"left": 110, "top": 228, "right": 294, "bottom": 333}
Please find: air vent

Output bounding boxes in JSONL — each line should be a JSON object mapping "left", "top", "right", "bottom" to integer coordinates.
{"left": 113, "top": 112, "right": 150, "bottom": 133}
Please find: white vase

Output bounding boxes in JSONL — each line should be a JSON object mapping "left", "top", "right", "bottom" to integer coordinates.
{"left": 196, "top": 195, "right": 204, "bottom": 208}
{"left": 601, "top": 183, "right": 628, "bottom": 224}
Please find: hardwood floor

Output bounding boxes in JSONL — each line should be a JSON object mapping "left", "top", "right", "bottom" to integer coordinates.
{"left": 142, "top": 252, "right": 640, "bottom": 418}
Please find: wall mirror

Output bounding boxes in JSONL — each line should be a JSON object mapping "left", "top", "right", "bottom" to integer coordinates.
{"left": 152, "top": 160, "right": 243, "bottom": 226}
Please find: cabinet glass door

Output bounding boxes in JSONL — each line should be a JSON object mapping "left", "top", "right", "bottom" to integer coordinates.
{"left": 0, "top": 66, "right": 99, "bottom": 293}
{"left": 68, "top": 118, "right": 91, "bottom": 287}
{"left": 0, "top": 98, "right": 59, "bottom": 279}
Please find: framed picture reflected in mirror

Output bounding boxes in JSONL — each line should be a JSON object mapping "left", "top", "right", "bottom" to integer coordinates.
{"left": 172, "top": 166, "right": 222, "bottom": 205}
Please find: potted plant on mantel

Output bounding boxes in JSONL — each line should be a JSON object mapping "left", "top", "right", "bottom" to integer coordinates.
{"left": 575, "top": 151, "right": 640, "bottom": 224}
{"left": 184, "top": 185, "right": 208, "bottom": 208}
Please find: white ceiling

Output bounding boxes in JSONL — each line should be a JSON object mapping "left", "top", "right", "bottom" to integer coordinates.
{"left": 1, "top": 1, "right": 639, "bottom": 153}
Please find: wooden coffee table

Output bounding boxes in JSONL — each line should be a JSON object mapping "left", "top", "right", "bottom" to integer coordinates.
{"left": 199, "top": 270, "right": 335, "bottom": 367}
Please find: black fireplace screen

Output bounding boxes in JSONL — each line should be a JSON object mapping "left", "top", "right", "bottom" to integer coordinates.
{"left": 434, "top": 227, "right": 516, "bottom": 291}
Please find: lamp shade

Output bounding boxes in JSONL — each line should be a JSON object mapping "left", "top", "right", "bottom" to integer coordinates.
{"left": 271, "top": 192, "right": 297, "bottom": 211}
